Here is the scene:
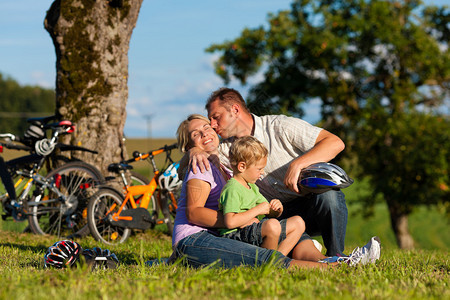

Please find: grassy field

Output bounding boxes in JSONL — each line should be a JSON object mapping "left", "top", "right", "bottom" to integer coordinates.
{"left": 0, "top": 230, "right": 448, "bottom": 300}
{"left": 1, "top": 139, "right": 449, "bottom": 299}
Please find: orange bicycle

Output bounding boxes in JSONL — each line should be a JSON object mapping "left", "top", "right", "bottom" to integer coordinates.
{"left": 87, "top": 143, "right": 181, "bottom": 245}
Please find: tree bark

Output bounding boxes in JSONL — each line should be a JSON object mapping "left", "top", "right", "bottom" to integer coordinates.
{"left": 44, "top": 0, "right": 143, "bottom": 173}
{"left": 387, "top": 201, "right": 415, "bottom": 249}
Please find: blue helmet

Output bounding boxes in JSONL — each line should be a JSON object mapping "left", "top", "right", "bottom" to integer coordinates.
{"left": 159, "top": 162, "right": 182, "bottom": 191}
{"left": 298, "top": 162, "right": 354, "bottom": 194}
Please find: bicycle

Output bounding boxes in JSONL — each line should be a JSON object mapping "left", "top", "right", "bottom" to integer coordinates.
{"left": 87, "top": 143, "right": 182, "bottom": 245}
{"left": 0, "top": 117, "right": 104, "bottom": 237}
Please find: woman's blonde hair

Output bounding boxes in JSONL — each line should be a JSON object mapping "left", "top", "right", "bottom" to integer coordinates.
{"left": 176, "top": 114, "right": 211, "bottom": 153}
{"left": 229, "top": 136, "right": 268, "bottom": 171}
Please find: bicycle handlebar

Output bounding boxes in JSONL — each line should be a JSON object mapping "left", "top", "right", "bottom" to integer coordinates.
{"left": 126, "top": 143, "right": 178, "bottom": 163}
{"left": 1, "top": 120, "right": 77, "bottom": 154}
{"left": 0, "top": 133, "right": 18, "bottom": 142}
{"left": 0, "top": 141, "right": 32, "bottom": 151}
{"left": 0, "top": 133, "right": 31, "bottom": 151}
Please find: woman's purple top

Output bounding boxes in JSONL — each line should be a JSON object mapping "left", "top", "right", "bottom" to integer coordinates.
{"left": 172, "top": 162, "right": 229, "bottom": 246}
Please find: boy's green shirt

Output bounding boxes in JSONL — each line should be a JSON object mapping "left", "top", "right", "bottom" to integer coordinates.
{"left": 219, "top": 178, "right": 268, "bottom": 235}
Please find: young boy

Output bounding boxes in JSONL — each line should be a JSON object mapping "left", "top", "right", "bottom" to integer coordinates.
{"left": 219, "top": 136, "right": 305, "bottom": 256}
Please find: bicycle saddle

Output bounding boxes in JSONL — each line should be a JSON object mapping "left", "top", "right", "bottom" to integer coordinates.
{"left": 26, "top": 115, "right": 57, "bottom": 125}
{"left": 108, "top": 163, "right": 133, "bottom": 173}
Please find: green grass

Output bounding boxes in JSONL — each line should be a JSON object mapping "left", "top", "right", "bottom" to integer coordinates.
{"left": 0, "top": 230, "right": 448, "bottom": 300}
{"left": 1, "top": 139, "right": 449, "bottom": 298}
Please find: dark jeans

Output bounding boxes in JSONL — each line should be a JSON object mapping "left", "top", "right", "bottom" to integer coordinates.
{"left": 174, "top": 231, "right": 292, "bottom": 269}
{"left": 222, "top": 218, "right": 288, "bottom": 246}
{"left": 279, "top": 190, "right": 347, "bottom": 256}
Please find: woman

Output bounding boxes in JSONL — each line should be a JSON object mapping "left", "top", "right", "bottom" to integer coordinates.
{"left": 171, "top": 114, "right": 378, "bottom": 269}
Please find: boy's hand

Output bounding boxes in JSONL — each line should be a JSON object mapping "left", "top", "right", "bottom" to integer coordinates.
{"left": 269, "top": 199, "right": 283, "bottom": 217}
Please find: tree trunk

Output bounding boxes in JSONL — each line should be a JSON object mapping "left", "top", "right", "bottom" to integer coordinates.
{"left": 44, "top": 0, "right": 143, "bottom": 174}
{"left": 387, "top": 200, "right": 415, "bottom": 249}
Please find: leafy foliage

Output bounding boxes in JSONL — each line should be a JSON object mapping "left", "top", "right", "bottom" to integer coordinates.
{"left": 207, "top": 0, "right": 449, "bottom": 118}
{"left": 356, "top": 111, "right": 449, "bottom": 212}
{"left": 0, "top": 73, "right": 55, "bottom": 136}
{"left": 206, "top": 0, "right": 450, "bottom": 246}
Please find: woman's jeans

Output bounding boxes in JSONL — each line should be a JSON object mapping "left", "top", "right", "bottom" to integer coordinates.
{"left": 280, "top": 189, "right": 347, "bottom": 256}
{"left": 174, "top": 231, "right": 292, "bottom": 269}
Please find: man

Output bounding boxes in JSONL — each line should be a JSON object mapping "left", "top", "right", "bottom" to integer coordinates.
{"left": 189, "top": 87, "right": 347, "bottom": 256}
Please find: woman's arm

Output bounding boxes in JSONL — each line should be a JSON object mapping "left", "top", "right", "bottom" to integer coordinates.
{"left": 185, "top": 178, "right": 225, "bottom": 228}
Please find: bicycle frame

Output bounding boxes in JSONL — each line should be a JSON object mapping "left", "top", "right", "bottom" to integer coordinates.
{"left": 106, "top": 144, "right": 178, "bottom": 226}
{"left": 110, "top": 176, "right": 160, "bottom": 222}
{"left": 1, "top": 147, "right": 51, "bottom": 207}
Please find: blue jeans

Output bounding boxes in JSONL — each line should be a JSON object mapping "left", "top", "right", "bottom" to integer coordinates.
{"left": 174, "top": 231, "right": 292, "bottom": 268}
{"left": 279, "top": 190, "right": 347, "bottom": 256}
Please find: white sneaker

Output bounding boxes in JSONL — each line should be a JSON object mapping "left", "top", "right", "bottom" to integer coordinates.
{"left": 340, "top": 236, "right": 381, "bottom": 266}
{"left": 312, "top": 239, "right": 323, "bottom": 253}
{"left": 364, "top": 236, "right": 381, "bottom": 263}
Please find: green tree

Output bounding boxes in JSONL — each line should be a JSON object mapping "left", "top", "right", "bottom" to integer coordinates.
{"left": 0, "top": 73, "right": 55, "bottom": 135}
{"left": 45, "top": 0, "right": 143, "bottom": 173}
{"left": 206, "top": 0, "right": 449, "bottom": 249}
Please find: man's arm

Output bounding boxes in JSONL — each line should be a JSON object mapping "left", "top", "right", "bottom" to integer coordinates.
{"left": 177, "top": 147, "right": 211, "bottom": 175}
{"left": 284, "top": 129, "right": 345, "bottom": 193}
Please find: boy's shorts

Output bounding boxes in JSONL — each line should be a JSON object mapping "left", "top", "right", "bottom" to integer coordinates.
{"left": 222, "top": 218, "right": 287, "bottom": 247}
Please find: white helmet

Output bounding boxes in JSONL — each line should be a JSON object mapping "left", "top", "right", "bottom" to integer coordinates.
{"left": 159, "top": 162, "right": 182, "bottom": 191}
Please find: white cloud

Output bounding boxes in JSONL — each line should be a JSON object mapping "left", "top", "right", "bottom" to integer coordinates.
{"left": 31, "top": 71, "right": 53, "bottom": 88}
{"left": 125, "top": 75, "right": 224, "bottom": 138}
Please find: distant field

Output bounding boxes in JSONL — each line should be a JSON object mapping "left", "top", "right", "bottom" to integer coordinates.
{"left": 123, "top": 138, "right": 181, "bottom": 177}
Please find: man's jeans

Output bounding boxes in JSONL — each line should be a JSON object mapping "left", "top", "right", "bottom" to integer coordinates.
{"left": 279, "top": 190, "right": 348, "bottom": 256}
{"left": 174, "top": 231, "right": 292, "bottom": 268}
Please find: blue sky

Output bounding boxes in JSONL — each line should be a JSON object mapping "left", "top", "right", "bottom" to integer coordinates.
{"left": 0, "top": 0, "right": 447, "bottom": 138}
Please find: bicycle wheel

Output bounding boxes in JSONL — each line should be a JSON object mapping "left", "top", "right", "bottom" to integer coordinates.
{"left": 87, "top": 187, "right": 132, "bottom": 245}
{"left": 130, "top": 171, "right": 150, "bottom": 185}
{"left": 159, "top": 189, "right": 177, "bottom": 236}
{"left": 27, "top": 161, "right": 104, "bottom": 237}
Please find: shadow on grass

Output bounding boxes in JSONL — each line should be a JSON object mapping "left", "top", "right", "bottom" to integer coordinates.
{"left": 0, "top": 242, "right": 49, "bottom": 268}
{"left": 0, "top": 242, "right": 48, "bottom": 253}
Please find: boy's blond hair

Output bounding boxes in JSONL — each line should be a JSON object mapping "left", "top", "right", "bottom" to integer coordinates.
{"left": 229, "top": 136, "right": 268, "bottom": 171}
